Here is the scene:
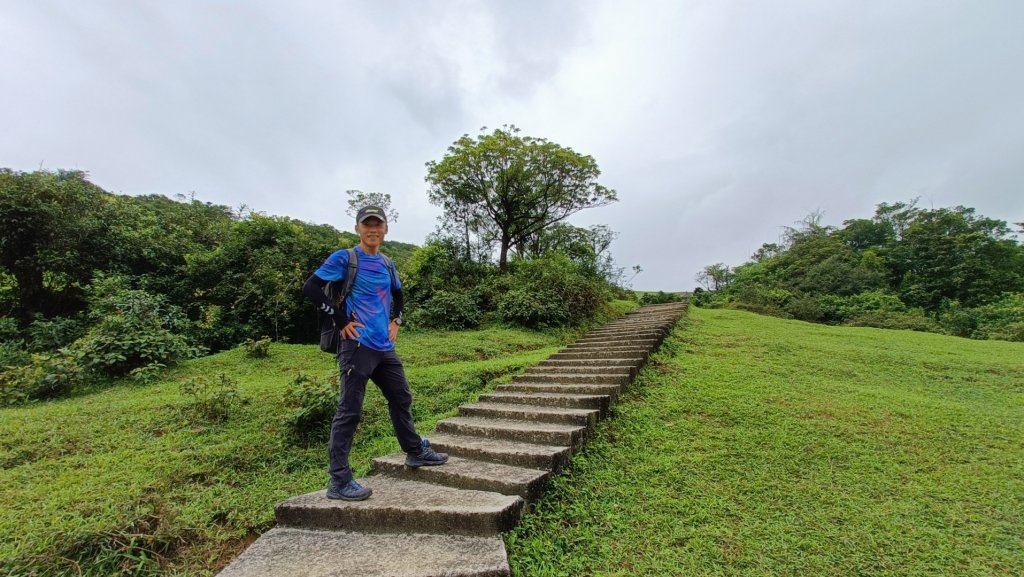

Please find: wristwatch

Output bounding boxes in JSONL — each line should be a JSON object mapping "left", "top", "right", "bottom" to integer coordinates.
{"left": 392, "top": 317, "right": 403, "bottom": 326}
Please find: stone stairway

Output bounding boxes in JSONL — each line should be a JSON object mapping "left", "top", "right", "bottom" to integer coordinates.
{"left": 218, "top": 302, "right": 688, "bottom": 577}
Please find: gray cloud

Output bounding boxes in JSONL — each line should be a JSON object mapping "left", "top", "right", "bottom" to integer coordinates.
{"left": 2, "top": 0, "right": 1021, "bottom": 290}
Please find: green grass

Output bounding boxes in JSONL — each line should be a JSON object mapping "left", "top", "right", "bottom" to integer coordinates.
{"left": 507, "top": 308, "right": 1024, "bottom": 576}
{"left": 0, "top": 327, "right": 569, "bottom": 576}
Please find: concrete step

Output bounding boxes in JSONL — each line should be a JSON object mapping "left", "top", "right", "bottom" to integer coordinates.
{"left": 575, "top": 332, "right": 663, "bottom": 342}
{"left": 536, "top": 358, "right": 644, "bottom": 368}
{"left": 373, "top": 453, "right": 550, "bottom": 500}
{"left": 513, "top": 373, "right": 630, "bottom": 385}
{"left": 497, "top": 382, "right": 622, "bottom": 397}
{"left": 480, "top": 391, "right": 610, "bottom": 413}
{"left": 435, "top": 416, "right": 587, "bottom": 447}
{"left": 275, "top": 477, "right": 523, "bottom": 536}
{"left": 426, "top": 433, "right": 572, "bottom": 471}
{"left": 458, "top": 401, "right": 599, "bottom": 427}
{"left": 216, "top": 527, "right": 510, "bottom": 577}
{"left": 523, "top": 365, "right": 634, "bottom": 376}
{"left": 547, "top": 350, "right": 648, "bottom": 361}
{"left": 564, "top": 339, "right": 659, "bottom": 349}
{"left": 586, "top": 326, "right": 667, "bottom": 335}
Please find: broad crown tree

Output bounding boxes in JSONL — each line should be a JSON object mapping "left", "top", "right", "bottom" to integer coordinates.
{"left": 425, "top": 126, "right": 617, "bottom": 271}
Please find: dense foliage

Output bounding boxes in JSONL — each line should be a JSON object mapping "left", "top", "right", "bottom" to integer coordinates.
{"left": 695, "top": 201, "right": 1024, "bottom": 341}
{"left": 0, "top": 169, "right": 417, "bottom": 403}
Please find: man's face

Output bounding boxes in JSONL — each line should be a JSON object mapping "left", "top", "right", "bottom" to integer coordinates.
{"left": 355, "top": 217, "right": 387, "bottom": 249}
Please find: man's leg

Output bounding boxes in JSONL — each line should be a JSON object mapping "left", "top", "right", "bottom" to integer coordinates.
{"left": 328, "top": 343, "right": 373, "bottom": 487}
{"left": 371, "top": 350, "right": 422, "bottom": 453}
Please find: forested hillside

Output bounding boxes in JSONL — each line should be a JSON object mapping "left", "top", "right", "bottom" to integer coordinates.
{"left": 695, "top": 200, "right": 1024, "bottom": 341}
{"left": 1, "top": 129, "right": 635, "bottom": 406}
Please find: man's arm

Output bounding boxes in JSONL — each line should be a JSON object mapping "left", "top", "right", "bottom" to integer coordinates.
{"left": 302, "top": 274, "right": 348, "bottom": 329}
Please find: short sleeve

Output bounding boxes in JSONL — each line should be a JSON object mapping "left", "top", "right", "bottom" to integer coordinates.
{"left": 313, "top": 249, "right": 350, "bottom": 282}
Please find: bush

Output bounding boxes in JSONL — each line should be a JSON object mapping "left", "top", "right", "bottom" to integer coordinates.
{"left": 413, "top": 290, "right": 482, "bottom": 330}
{"left": 845, "top": 310, "right": 941, "bottom": 333}
{"left": 0, "top": 351, "right": 82, "bottom": 406}
{"left": 283, "top": 371, "right": 337, "bottom": 443}
{"left": 0, "top": 339, "right": 30, "bottom": 369}
{"left": 71, "top": 276, "right": 199, "bottom": 377}
{"left": 497, "top": 288, "right": 569, "bottom": 329}
{"left": 639, "top": 291, "right": 683, "bottom": 305}
{"left": 27, "top": 315, "right": 87, "bottom": 353}
{"left": 940, "top": 293, "right": 1024, "bottom": 342}
{"left": 497, "top": 253, "right": 608, "bottom": 329}
{"left": 243, "top": 336, "right": 272, "bottom": 358}
{"left": 179, "top": 373, "right": 240, "bottom": 423}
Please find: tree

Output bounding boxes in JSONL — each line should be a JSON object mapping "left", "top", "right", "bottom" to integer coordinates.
{"left": 425, "top": 126, "right": 617, "bottom": 271}
{"left": 345, "top": 190, "right": 398, "bottom": 223}
{"left": 696, "top": 263, "right": 734, "bottom": 291}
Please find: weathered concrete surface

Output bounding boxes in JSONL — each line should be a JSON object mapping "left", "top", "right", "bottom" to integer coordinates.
{"left": 535, "top": 358, "right": 644, "bottom": 368}
{"left": 479, "top": 391, "right": 610, "bottom": 412}
{"left": 275, "top": 477, "right": 523, "bottom": 536}
{"left": 523, "top": 364, "right": 634, "bottom": 375}
{"left": 496, "top": 382, "right": 622, "bottom": 397}
{"left": 512, "top": 372, "right": 630, "bottom": 385}
{"left": 373, "top": 454, "right": 550, "bottom": 500}
{"left": 458, "top": 401, "right": 599, "bottom": 427}
{"left": 426, "top": 433, "right": 572, "bottom": 471}
{"left": 435, "top": 416, "right": 587, "bottom": 447}
{"left": 218, "top": 528, "right": 510, "bottom": 577}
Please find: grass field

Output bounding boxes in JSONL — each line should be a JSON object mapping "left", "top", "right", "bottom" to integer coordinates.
{"left": 507, "top": 308, "right": 1024, "bottom": 576}
{"left": 0, "top": 327, "right": 572, "bottom": 576}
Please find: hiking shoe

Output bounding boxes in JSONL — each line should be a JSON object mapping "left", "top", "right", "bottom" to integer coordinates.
{"left": 326, "top": 479, "right": 372, "bottom": 501}
{"left": 405, "top": 438, "right": 449, "bottom": 468}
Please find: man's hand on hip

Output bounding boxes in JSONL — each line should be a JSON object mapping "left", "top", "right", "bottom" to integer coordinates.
{"left": 388, "top": 320, "right": 400, "bottom": 342}
{"left": 340, "top": 322, "right": 364, "bottom": 340}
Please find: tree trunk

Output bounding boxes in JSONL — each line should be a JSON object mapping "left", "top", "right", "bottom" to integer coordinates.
{"left": 499, "top": 233, "right": 511, "bottom": 272}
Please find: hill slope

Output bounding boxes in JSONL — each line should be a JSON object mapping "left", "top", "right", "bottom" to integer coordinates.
{"left": 508, "top": 308, "right": 1023, "bottom": 576}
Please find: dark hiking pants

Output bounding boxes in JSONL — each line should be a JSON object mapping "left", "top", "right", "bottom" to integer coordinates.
{"left": 328, "top": 340, "right": 422, "bottom": 486}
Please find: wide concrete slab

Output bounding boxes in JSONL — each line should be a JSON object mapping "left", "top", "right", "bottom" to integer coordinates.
{"left": 373, "top": 454, "right": 550, "bottom": 500}
{"left": 496, "top": 382, "right": 622, "bottom": 397}
{"left": 458, "top": 402, "right": 599, "bottom": 427}
{"left": 426, "top": 433, "right": 572, "bottom": 471}
{"left": 513, "top": 373, "right": 630, "bottom": 385}
{"left": 275, "top": 477, "right": 523, "bottom": 536}
{"left": 436, "top": 416, "right": 587, "bottom": 447}
{"left": 217, "top": 528, "right": 509, "bottom": 577}
{"left": 480, "top": 391, "right": 610, "bottom": 412}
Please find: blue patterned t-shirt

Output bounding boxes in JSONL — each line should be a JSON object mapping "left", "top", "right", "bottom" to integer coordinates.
{"left": 314, "top": 245, "right": 401, "bottom": 351}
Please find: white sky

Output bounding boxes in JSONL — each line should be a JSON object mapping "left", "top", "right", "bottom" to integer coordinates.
{"left": 2, "top": 0, "right": 1022, "bottom": 290}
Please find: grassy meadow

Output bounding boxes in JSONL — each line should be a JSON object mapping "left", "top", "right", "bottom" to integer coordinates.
{"left": 507, "top": 308, "right": 1023, "bottom": 576}
{"left": 1, "top": 327, "right": 572, "bottom": 576}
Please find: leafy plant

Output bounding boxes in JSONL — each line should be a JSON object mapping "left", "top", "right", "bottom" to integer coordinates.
{"left": 179, "top": 373, "right": 240, "bottom": 423}
{"left": 282, "top": 371, "right": 337, "bottom": 443}
{"left": 0, "top": 350, "right": 81, "bottom": 406}
{"left": 242, "top": 336, "right": 272, "bottom": 358}
{"left": 413, "top": 290, "right": 481, "bottom": 330}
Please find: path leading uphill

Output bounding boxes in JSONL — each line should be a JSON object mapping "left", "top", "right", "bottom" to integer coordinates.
{"left": 218, "top": 302, "right": 688, "bottom": 577}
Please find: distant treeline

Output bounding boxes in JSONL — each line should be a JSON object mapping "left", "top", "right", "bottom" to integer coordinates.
{"left": 694, "top": 200, "right": 1024, "bottom": 341}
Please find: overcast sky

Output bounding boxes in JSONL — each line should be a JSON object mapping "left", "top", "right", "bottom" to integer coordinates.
{"left": 3, "top": 0, "right": 1022, "bottom": 290}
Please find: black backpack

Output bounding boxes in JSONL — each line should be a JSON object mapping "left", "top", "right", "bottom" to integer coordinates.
{"left": 317, "top": 248, "right": 396, "bottom": 354}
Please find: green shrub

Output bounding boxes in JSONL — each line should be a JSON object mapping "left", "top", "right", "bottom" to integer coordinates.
{"left": 179, "top": 373, "right": 240, "bottom": 423}
{"left": 27, "top": 315, "right": 87, "bottom": 352}
{"left": 941, "top": 293, "right": 1024, "bottom": 342}
{"left": 845, "top": 310, "right": 941, "bottom": 333}
{"left": 0, "top": 351, "right": 82, "bottom": 406}
{"left": 128, "top": 362, "right": 166, "bottom": 385}
{"left": 0, "top": 340, "right": 30, "bottom": 369}
{"left": 283, "top": 371, "right": 337, "bottom": 443}
{"left": 497, "top": 253, "right": 608, "bottom": 329}
{"left": 414, "top": 290, "right": 482, "bottom": 330}
{"left": 639, "top": 291, "right": 683, "bottom": 305}
{"left": 243, "top": 336, "right": 272, "bottom": 358}
{"left": 786, "top": 295, "right": 824, "bottom": 322}
{"left": 0, "top": 317, "right": 19, "bottom": 341}
{"left": 72, "top": 276, "right": 199, "bottom": 377}
{"left": 498, "top": 288, "right": 569, "bottom": 328}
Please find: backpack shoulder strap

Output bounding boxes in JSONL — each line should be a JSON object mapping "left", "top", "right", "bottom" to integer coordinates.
{"left": 339, "top": 247, "right": 359, "bottom": 300}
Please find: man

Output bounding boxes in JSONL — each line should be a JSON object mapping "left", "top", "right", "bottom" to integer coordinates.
{"left": 303, "top": 205, "right": 447, "bottom": 501}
